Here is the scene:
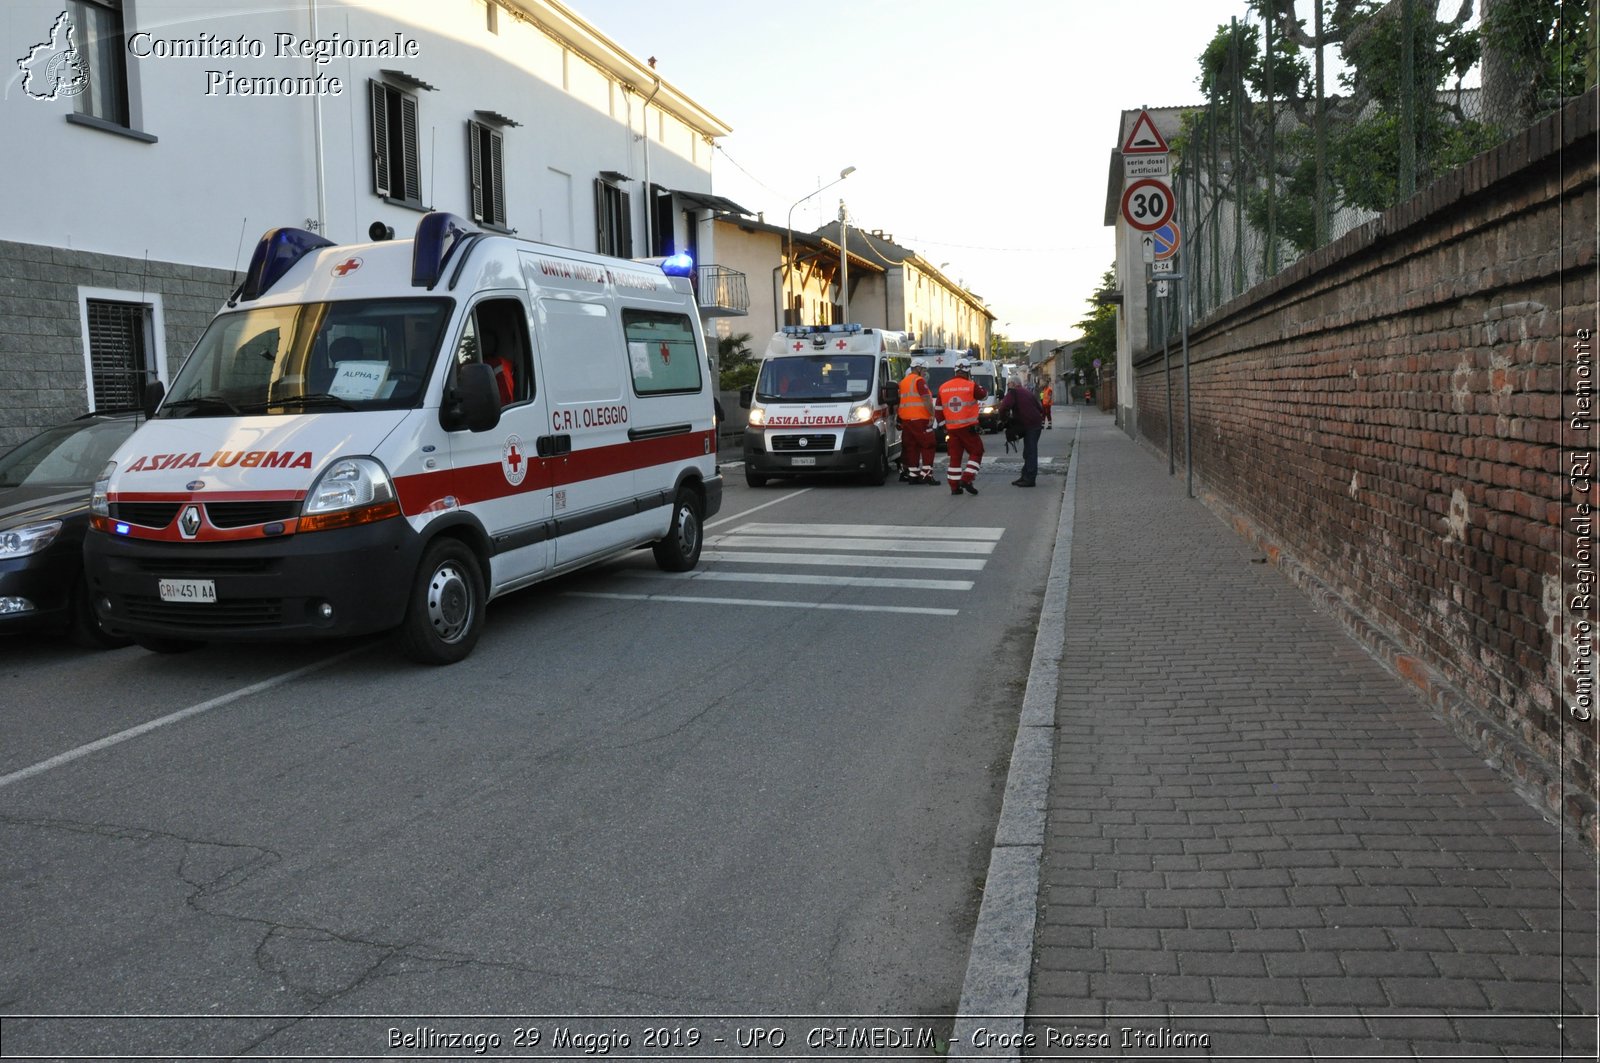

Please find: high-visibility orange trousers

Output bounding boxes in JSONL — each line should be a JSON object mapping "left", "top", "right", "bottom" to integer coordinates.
{"left": 945, "top": 426, "right": 984, "bottom": 488}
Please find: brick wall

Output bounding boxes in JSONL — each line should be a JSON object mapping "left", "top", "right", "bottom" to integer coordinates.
{"left": 1134, "top": 94, "right": 1599, "bottom": 843}
{"left": 0, "top": 241, "right": 235, "bottom": 450}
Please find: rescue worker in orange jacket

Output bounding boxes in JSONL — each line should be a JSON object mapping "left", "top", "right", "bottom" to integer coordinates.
{"left": 937, "top": 359, "right": 986, "bottom": 495}
{"left": 1040, "top": 382, "right": 1054, "bottom": 428}
{"left": 897, "top": 358, "right": 938, "bottom": 484}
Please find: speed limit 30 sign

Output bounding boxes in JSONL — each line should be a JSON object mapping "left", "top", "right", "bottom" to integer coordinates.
{"left": 1121, "top": 177, "right": 1175, "bottom": 232}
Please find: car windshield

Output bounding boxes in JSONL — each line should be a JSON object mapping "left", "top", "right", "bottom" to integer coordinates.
{"left": 755, "top": 355, "right": 874, "bottom": 402}
{"left": 0, "top": 418, "right": 137, "bottom": 488}
{"left": 159, "top": 298, "right": 453, "bottom": 417}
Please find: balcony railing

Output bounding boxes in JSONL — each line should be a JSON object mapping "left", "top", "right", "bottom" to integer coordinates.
{"left": 694, "top": 264, "right": 749, "bottom": 317}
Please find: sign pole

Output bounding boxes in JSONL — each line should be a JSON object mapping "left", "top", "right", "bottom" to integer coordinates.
{"left": 1181, "top": 235, "right": 1194, "bottom": 498}
{"left": 1163, "top": 278, "right": 1173, "bottom": 476}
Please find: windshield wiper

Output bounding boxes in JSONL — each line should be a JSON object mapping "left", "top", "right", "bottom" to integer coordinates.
{"left": 245, "top": 393, "right": 357, "bottom": 412}
{"left": 160, "top": 394, "right": 240, "bottom": 417}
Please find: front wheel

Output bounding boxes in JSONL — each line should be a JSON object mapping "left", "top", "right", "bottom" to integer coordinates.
{"left": 653, "top": 487, "right": 703, "bottom": 572}
{"left": 744, "top": 468, "right": 768, "bottom": 488}
{"left": 862, "top": 443, "right": 888, "bottom": 486}
{"left": 398, "top": 539, "right": 486, "bottom": 665}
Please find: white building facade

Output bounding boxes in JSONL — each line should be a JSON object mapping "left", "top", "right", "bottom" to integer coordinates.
{"left": 0, "top": 0, "right": 742, "bottom": 445}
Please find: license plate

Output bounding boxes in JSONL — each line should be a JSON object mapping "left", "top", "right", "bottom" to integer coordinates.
{"left": 158, "top": 578, "right": 216, "bottom": 603}
{"left": 790, "top": 455, "right": 816, "bottom": 466}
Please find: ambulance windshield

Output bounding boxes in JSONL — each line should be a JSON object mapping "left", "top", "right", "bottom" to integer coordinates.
{"left": 160, "top": 298, "right": 452, "bottom": 417}
{"left": 755, "top": 355, "right": 875, "bottom": 402}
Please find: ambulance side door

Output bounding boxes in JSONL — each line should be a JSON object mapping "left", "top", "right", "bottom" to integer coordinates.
{"left": 444, "top": 295, "right": 553, "bottom": 589}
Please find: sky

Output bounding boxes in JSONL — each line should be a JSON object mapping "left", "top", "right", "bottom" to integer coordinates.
{"left": 569, "top": 0, "right": 1254, "bottom": 345}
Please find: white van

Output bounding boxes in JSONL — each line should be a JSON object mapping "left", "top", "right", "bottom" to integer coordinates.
{"left": 83, "top": 213, "right": 722, "bottom": 664}
{"left": 913, "top": 347, "right": 1001, "bottom": 438}
{"left": 739, "top": 324, "right": 911, "bottom": 487}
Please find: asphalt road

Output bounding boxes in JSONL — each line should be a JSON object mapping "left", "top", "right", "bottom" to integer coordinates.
{"left": 0, "top": 435, "right": 1072, "bottom": 1058}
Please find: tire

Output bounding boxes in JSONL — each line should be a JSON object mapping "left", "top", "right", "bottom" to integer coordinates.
{"left": 652, "top": 487, "right": 703, "bottom": 572}
{"left": 744, "top": 468, "right": 768, "bottom": 488}
{"left": 398, "top": 539, "right": 485, "bottom": 665}
{"left": 134, "top": 634, "right": 204, "bottom": 654}
{"left": 67, "top": 576, "right": 133, "bottom": 650}
{"left": 862, "top": 443, "right": 888, "bottom": 486}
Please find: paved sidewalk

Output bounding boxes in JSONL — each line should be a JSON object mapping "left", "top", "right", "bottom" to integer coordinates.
{"left": 1026, "top": 411, "right": 1598, "bottom": 1059}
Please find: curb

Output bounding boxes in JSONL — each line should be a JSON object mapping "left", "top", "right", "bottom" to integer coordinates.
{"left": 949, "top": 409, "right": 1081, "bottom": 1058}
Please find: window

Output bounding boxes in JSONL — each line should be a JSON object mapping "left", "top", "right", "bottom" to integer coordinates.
{"left": 370, "top": 78, "right": 422, "bottom": 206}
{"left": 467, "top": 120, "right": 507, "bottom": 229}
{"left": 72, "top": 0, "right": 130, "bottom": 127}
{"left": 624, "top": 310, "right": 702, "bottom": 396}
{"left": 594, "top": 178, "right": 632, "bottom": 257}
{"left": 454, "top": 299, "right": 531, "bottom": 407}
{"left": 83, "top": 298, "right": 153, "bottom": 410}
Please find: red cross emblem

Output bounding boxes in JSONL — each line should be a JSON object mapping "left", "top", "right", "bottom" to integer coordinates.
{"left": 792, "top": 341, "right": 804, "bottom": 351}
{"left": 507, "top": 444, "right": 522, "bottom": 472}
{"left": 502, "top": 434, "right": 527, "bottom": 486}
{"left": 659, "top": 341, "right": 671, "bottom": 366}
{"left": 835, "top": 339, "right": 847, "bottom": 350}
{"left": 331, "top": 257, "right": 363, "bottom": 277}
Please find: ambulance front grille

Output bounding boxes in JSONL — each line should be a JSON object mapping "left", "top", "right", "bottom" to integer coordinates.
{"left": 205, "top": 501, "right": 299, "bottom": 528}
{"left": 134, "top": 558, "right": 275, "bottom": 577}
{"left": 770, "top": 434, "right": 837, "bottom": 452}
{"left": 123, "top": 595, "right": 283, "bottom": 628}
{"left": 112, "top": 502, "right": 180, "bottom": 528}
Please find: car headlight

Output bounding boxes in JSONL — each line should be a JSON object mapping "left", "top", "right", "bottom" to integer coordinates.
{"left": 848, "top": 404, "right": 873, "bottom": 423}
{"left": 90, "top": 461, "right": 115, "bottom": 517}
{"left": 747, "top": 406, "right": 767, "bottom": 427}
{"left": 982, "top": 403, "right": 997, "bottom": 414}
{"left": 298, "top": 457, "right": 401, "bottom": 533}
{"left": 0, "top": 520, "right": 63, "bottom": 557}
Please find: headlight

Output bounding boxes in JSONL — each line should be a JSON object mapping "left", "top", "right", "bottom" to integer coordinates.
{"left": 848, "top": 405, "right": 873, "bottom": 424}
{"left": 90, "top": 461, "right": 115, "bottom": 517}
{"left": 982, "top": 403, "right": 997, "bottom": 414}
{"left": 299, "top": 457, "right": 401, "bottom": 533}
{"left": 747, "top": 406, "right": 767, "bottom": 427}
{"left": 0, "top": 520, "right": 63, "bottom": 557}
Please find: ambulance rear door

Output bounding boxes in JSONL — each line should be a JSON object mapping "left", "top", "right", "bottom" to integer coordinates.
{"left": 443, "top": 293, "right": 554, "bottom": 589}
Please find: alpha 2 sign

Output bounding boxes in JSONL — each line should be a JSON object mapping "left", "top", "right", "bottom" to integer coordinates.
{"left": 1121, "top": 178, "right": 1174, "bottom": 232}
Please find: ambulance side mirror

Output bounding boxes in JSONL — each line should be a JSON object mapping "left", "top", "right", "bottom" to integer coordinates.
{"left": 879, "top": 383, "right": 898, "bottom": 406}
{"left": 738, "top": 384, "right": 753, "bottom": 409}
{"left": 142, "top": 381, "right": 166, "bottom": 419}
{"left": 442, "top": 363, "right": 501, "bottom": 433}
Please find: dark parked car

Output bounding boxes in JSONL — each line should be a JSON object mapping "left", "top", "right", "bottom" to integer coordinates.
{"left": 0, "top": 411, "right": 141, "bottom": 647}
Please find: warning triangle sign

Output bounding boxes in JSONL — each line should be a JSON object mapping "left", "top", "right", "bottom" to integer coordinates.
{"left": 1121, "top": 109, "right": 1169, "bottom": 154}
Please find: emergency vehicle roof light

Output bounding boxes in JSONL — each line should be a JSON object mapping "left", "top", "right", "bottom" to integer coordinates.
{"left": 779, "top": 323, "right": 864, "bottom": 337}
{"left": 661, "top": 251, "right": 695, "bottom": 277}
{"left": 239, "top": 227, "right": 335, "bottom": 302}
{"left": 412, "top": 212, "right": 478, "bottom": 290}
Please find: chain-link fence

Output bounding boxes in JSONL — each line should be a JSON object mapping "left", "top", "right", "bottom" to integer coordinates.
{"left": 1151, "top": 0, "right": 1594, "bottom": 345}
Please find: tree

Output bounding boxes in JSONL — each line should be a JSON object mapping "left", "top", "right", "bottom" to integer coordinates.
{"left": 716, "top": 331, "right": 758, "bottom": 391}
{"left": 1073, "top": 267, "right": 1119, "bottom": 381}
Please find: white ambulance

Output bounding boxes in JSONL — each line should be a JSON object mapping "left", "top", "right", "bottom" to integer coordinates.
{"left": 913, "top": 347, "right": 1001, "bottom": 439}
{"left": 83, "top": 213, "right": 722, "bottom": 664}
{"left": 738, "top": 324, "right": 911, "bottom": 487}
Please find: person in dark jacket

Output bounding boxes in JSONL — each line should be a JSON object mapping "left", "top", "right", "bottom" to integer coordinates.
{"left": 996, "top": 376, "right": 1045, "bottom": 486}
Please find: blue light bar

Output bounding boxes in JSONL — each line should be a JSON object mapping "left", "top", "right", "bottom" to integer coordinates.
{"left": 779, "top": 323, "right": 864, "bottom": 337}
{"left": 661, "top": 251, "right": 695, "bottom": 277}
{"left": 412, "top": 212, "right": 478, "bottom": 289}
{"left": 114, "top": 522, "right": 130, "bottom": 535}
{"left": 239, "top": 227, "right": 335, "bottom": 301}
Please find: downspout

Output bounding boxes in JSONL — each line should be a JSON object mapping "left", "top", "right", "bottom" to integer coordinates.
{"left": 640, "top": 71, "right": 662, "bottom": 255}
{"left": 309, "top": 0, "right": 327, "bottom": 235}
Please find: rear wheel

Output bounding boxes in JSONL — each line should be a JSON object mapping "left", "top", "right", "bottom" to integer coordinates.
{"left": 398, "top": 539, "right": 485, "bottom": 665}
{"left": 653, "top": 487, "right": 703, "bottom": 572}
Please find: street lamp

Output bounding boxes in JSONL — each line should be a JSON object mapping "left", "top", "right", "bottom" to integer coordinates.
{"left": 785, "top": 166, "right": 855, "bottom": 325}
